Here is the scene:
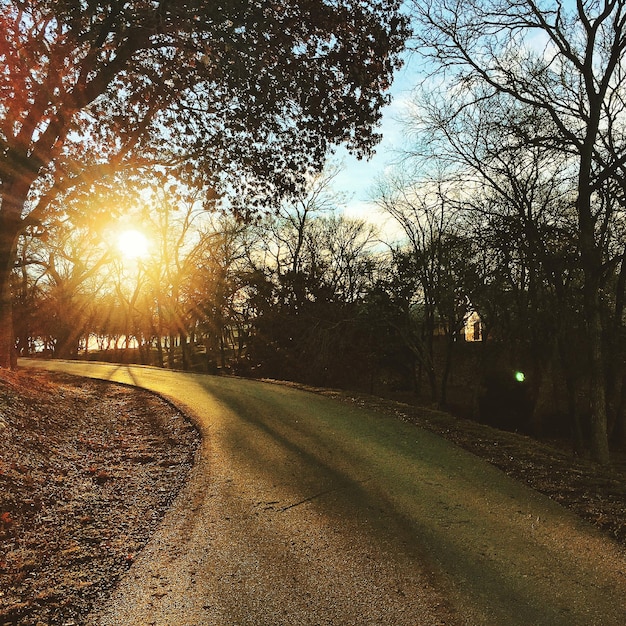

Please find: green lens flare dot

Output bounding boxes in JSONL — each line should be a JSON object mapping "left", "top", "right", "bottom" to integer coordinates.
{"left": 515, "top": 371, "right": 525, "bottom": 383}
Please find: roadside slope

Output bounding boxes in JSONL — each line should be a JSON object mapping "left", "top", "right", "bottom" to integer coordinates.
{"left": 21, "top": 359, "right": 626, "bottom": 625}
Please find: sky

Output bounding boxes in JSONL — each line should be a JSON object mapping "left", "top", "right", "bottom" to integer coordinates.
{"left": 331, "top": 53, "right": 419, "bottom": 241}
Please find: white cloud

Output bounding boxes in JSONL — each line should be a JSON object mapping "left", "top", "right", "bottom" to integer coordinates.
{"left": 342, "top": 198, "right": 407, "bottom": 245}
{"left": 321, "top": 52, "right": 423, "bottom": 249}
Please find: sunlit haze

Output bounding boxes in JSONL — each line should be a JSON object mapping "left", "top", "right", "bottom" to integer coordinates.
{"left": 117, "top": 229, "right": 149, "bottom": 259}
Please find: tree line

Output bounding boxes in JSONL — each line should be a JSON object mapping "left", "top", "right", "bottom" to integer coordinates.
{"left": 4, "top": 1, "right": 626, "bottom": 464}
{"left": 0, "top": 0, "right": 408, "bottom": 368}
{"left": 13, "top": 156, "right": 626, "bottom": 464}
{"left": 402, "top": 0, "right": 626, "bottom": 464}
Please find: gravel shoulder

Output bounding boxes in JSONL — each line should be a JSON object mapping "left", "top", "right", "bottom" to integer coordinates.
{"left": 6, "top": 361, "right": 626, "bottom": 625}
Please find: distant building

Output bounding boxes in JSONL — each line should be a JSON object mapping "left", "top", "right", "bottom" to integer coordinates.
{"left": 464, "top": 311, "right": 483, "bottom": 342}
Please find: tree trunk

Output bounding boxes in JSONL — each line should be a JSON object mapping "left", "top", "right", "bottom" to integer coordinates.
{"left": 578, "top": 139, "right": 610, "bottom": 464}
{"left": 587, "top": 302, "right": 610, "bottom": 464}
{"left": 155, "top": 334, "right": 164, "bottom": 368}
{"left": 527, "top": 348, "right": 548, "bottom": 437}
{"left": 610, "top": 372, "right": 626, "bottom": 447}
{"left": 0, "top": 269, "right": 15, "bottom": 368}
{"left": 439, "top": 332, "right": 455, "bottom": 409}
{"left": 219, "top": 331, "right": 226, "bottom": 369}
{"left": 180, "top": 331, "right": 190, "bottom": 371}
{"left": 155, "top": 302, "right": 165, "bottom": 367}
{"left": 607, "top": 248, "right": 626, "bottom": 437}
{"left": 0, "top": 215, "right": 21, "bottom": 369}
{"left": 422, "top": 316, "right": 438, "bottom": 402}
{"left": 168, "top": 333, "right": 176, "bottom": 368}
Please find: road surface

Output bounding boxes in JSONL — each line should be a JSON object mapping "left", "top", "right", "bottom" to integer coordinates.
{"left": 21, "top": 359, "right": 626, "bottom": 625}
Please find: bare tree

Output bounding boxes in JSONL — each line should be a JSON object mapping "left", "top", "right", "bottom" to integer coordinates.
{"left": 18, "top": 220, "right": 112, "bottom": 358}
{"left": 411, "top": 0, "right": 626, "bottom": 462}
{"left": 373, "top": 171, "right": 470, "bottom": 404}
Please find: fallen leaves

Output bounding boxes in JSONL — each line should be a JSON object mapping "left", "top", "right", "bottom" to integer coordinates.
{"left": 0, "top": 512, "right": 13, "bottom": 527}
{"left": 0, "top": 370, "right": 200, "bottom": 626}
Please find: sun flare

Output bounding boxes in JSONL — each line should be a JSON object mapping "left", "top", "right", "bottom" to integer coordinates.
{"left": 117, "top": 229, "right": 149, "bottom": 260}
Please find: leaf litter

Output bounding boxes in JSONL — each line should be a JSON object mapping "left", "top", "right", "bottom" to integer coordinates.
{"left": 0, "top": 369, "right": 200, "bottom": 626}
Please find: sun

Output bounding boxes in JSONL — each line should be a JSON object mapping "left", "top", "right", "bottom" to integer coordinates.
{"left": 117, "top": 229, "right": 149, "bottom": 259}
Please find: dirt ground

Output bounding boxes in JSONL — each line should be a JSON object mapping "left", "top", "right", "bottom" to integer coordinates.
{"left": 2, "top": 368, "right": 626, "bottom": 625}
{"left": 0, "top": 369, "right": 200, "bottom": 626}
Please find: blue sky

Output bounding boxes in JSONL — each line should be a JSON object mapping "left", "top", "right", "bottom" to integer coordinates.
{"left": 331, "top": 53, "right": 418, "bottom": 239}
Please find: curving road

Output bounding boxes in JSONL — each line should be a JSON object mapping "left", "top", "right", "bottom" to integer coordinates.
{"left": 22, "top": 359, "right": 626, "bottom": 625}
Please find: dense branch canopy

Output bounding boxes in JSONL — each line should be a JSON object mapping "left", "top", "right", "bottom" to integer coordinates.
{"left": 0, "top": 0, "right": 409, "bottom": 223}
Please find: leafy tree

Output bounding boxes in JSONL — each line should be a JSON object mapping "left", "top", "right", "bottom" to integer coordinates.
{"left": 245, "top": 176, "right": 380, "bottom": 385}
{"left": 362, "top": 251, "right": 430, "bottom": 396}
{"left": 185, "top": 215, "right": 252, "bottom": 371}
{"left": 0, "top": 0, "right": 409, "bottom": 368}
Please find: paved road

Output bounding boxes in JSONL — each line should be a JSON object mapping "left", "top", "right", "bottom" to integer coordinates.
{"left": 22, "top": 360, "right": 626, "bottom": 625}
